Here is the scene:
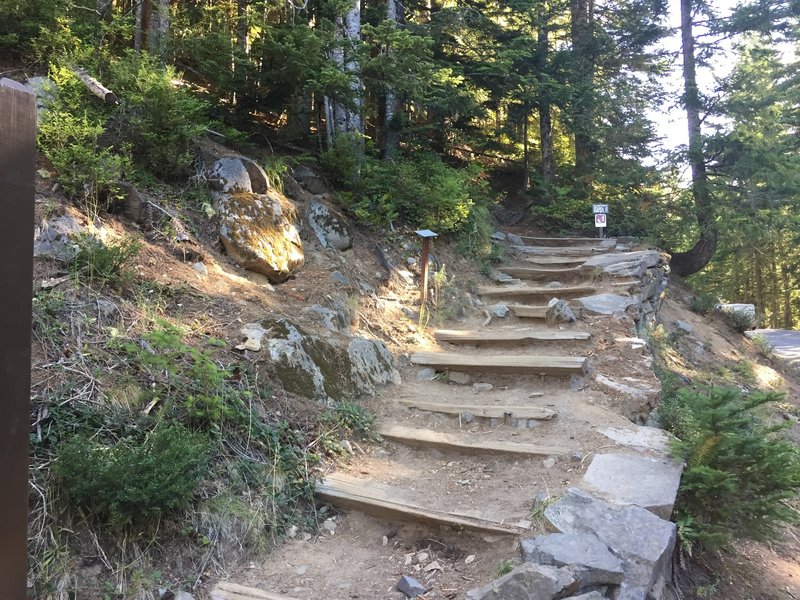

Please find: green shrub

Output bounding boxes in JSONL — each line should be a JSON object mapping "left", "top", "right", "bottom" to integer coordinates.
{"left": 457, "top": 203, "right": 494, "bottom": 260}
{"left": 321, "top": 400, "right": 379, "bottom": 443}
{"left": 71, "top": 233, "right": 141, "bottom": 285}
{"left": 751, "top": 334, "right": 775, "bottom": 358}
{"left": 690, "top": 293, "right": 717, "bottom": 316}
{"left": 107, "top": 52, "right": 210, "bottom": 179}
{"left": 54, "top": 421, "right": 210, "bottom": 529}
{"left": 37, "top": 66, "right": 131, "bottom": 216}
{"left": 660, "top": 386, "right": 800, "bottom": 549}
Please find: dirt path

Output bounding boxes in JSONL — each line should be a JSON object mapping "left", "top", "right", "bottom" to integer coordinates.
{"left": 210, "top": 236, "right": 668, "bottom": 600}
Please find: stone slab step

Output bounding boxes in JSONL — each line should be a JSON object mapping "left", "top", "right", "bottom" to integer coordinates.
{"left": 508, "top": 304, "right": 549, "bottom": 319}
{"left": 410, "top": 352, "right": 588, "bottom": 375}
{"left": 397, "top": 399, "right": 557, "bottom": 420}
{"left": 579, "top": 453, "right": 683, "bottom": 520}
{"left": 435, "top": 328, "right": 591, "bottom": 345}
{"left": 518, "top": 236, "right": 611, "bottom": 247}
{"left": 316, "top": 472, "right": 524, "bottom": 535}
{"left": 210, "top": 582, "right": 294, "bottom": 600}
{"left": 500, "top": 266, "right": 585, "bottom": 280}
{"left": 478, "top": 285, "right": 596, "bottom": 301}
{"left": 379, "top": 425, "right": 570, "bottom": 456}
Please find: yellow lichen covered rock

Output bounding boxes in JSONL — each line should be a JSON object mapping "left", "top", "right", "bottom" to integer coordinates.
{"left": 217, "top": 190, "right": 304, "bottom": 283}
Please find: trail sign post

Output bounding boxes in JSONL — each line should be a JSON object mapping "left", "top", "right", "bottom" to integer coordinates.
{"left": 415, "top": 229, "right": 438, "bottom": 305}
{"left": 0, "top": 78, "right": 36, "bottom": 599}
{"left": 592, "top": 204, "right": 608, "bottom": 238}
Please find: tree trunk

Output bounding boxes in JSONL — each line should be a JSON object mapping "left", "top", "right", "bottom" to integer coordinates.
{"left": 569, "top": 0, "right": 594, "bottom": 183}
{"left": 669, "top": 0, "right": 718, "bottom": 277}
{"left": 135, "top": 0, "right": 169, "bottom": 55}
{"left": 536, "top": 6, "right": 555, "bottom": 192}
{"left": 383, "top": 0, "right": 402, "bottom": 159}
{"left": 522, "top": 106, "right": 530, "bottom": 191}
{"left": 331, "top": 0, "right": 363, "bottom": 136}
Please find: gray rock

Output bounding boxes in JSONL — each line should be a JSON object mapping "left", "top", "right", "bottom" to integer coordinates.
{"left": 239, "top": 157, "right": 269, "bottom": 193}
{"left": 322, "top": 518, "right": 337, "bottom": 533}
{"left": 347, "top": 337, "right": 401, "bottom": 394}
{"left": 564, "top": 593, "right": 607, "bottom": 600}
{"left": 217, "top": 191, "right": 304, "bottom": 283}
{"left": 95, "top": 299, "right": 119, "bottom": 320}
{"left": 174, "top": 593, "right": 195, "bottom": 600}
{"left": 547, "top": 298, "right": 577, "bottom": 323}
{"left": 582, "top": 251, "right": 663, "bottom": 278}
{"left": 462, "top": 412, "right": 475, "bottom": 423}
{"left": 491, "top": 304, "right": 510, "bottom": 318}
{"left": 576, "top": 294, "right": 640, "bottom": 316}
{"left": 307, "top": 201, "right": 353, "bottom": 250}
{"left": 293, "top": 165, "right": 329, "bottom": 195}
{"left": 331, "top": 270, "right": 351, "bottom": 286}
{"left": 506, "top": 233, "right": 525, "bottom": 246}
{"left": 448, "top": 371, "right": 472, "bottom": 385}
{"left": 209, "top": 157, "right": 254, "bottom": 194}
{"left": 491, "top": 231, "right": 507, "bottom": 241}
{"left": 580, "top": 454, "right": 683, "bottom": 519}
{"left": 191, "top": 262, "right": 208, "bottom": 276}
{"left": 521, "top": 533, "right": 624, "bottom": 586}
{"left": 33, "top": 214, "right": 83, "bottom": 261}
{"left": 417, "top": 367, "right": 437, "bottom": 381}
{"left": 675, "top": 320, "right": 693, "bottom": 334}
{"left": 545, "top": 489, "right": 676, "bottom": 600}
{"left": 466, "top": 563, "right": 576, "bottom": 600}
{"left": 236, "top": 322, "right": 268, "bottom": 352}
{"left": 473, "top": 382, "right": 494, "bottom": 393}
{"left": 396, "top": 575, "right": 427, "bottom": 598}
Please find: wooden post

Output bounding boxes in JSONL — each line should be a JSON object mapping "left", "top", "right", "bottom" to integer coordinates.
{"left": 416, "top": 229, "right": 438, "bottom": 305}
{"left": 0, "top": 78, "right": 36, "bottom": 599}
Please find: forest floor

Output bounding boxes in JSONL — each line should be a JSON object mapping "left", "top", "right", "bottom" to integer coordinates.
{"left": 29, "top": 162, "right": 800, "bottom": 600}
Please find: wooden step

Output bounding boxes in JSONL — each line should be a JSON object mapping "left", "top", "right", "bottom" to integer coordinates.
{"left": 379, "top": 425, "right": 570, "bottom": 456}
{"left": 518, "top": 236, "right": 609, "bottom": 247}
{"left": 398, "top": 400, "right": 557, "bottom": 421}
{"left": 211, "top": 582, "right": 294, "bottom": 600}
{"left": 500, "top": 266, "right": 585, "bottom": 280}
{"left": 508, "top": 304, "right": 549, "bottom": 319}
{"left": 410, "top": 352, "right": 588, "bottom": 375}
{"left": 511, "top": 245, "right": 610, "bottom": 256}
{"left": 478, "top": 285, "right": 596, "bottom": 300}
{"left": 435, "top": 328, "right": 590, "bottom": 345}
{"left": 521, "top": 256, "right": 588, "bottom": 266}
{"left": 316, "top": 473, "right": 524, "bottom": 535}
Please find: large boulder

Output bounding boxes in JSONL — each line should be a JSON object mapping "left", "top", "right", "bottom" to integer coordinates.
{"left": 306, "top": 200, "right": 353, "bottom": 250}
{"left": 293, "top": 165, "right": 329, "bottom": 195}
{"left": 575, "top": 294, "right": 640, "bottom": 316}
{"left": 466, "top": 563, "right": 577, "bottom": 600}
{"left": 265, "top": 319, "right": 399, "bottom": 402}
{"left": 209, "top": 157, "right": 269, "bottom": 195}
{"left": 545, "top": 489, "right": 676, "bottom": 600}
{"left": 217, "top": 191, "right": 304, "bottom": 283}
{"left": 521, "top": 533, "right": 624, "bottom": 587}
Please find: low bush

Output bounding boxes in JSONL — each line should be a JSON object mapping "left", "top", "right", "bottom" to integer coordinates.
{"left": 690, "top": 293, "right": 717, "bottom": 316}
{"left": 54, "top": 421, "right": 210, "bottom": 529}
{"left": 71, "top": 233, "right": 142, "bottom": 285}
{"left": 659, "top": 386, "right": 800, "bottom": 549}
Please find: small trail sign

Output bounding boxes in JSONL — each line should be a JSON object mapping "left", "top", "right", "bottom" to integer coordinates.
{"left": 594, "top": 213, "right": 607, "bottom": 228}
{"left": 592, "top": 204, "right": 608, "bottom": 214}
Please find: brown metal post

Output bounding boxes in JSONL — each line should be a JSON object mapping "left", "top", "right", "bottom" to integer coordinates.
{"left": 0, "top": 78, "right": 37, "bottom": 598}
{"left": 419, "top": 236, "right": 431, "bottom": 305}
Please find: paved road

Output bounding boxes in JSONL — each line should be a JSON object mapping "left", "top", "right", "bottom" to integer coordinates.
{"left": 747, "top": 329, "right": 800, "bottom": 368}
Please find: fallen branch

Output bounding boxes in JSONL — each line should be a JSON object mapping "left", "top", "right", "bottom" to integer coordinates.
{"left": 72, "top": 67, "right": 118, "bottom": 105}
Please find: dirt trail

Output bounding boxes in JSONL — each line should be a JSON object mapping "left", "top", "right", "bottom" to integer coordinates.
{"left": 211, "top": 236, "right": 667, "bottom": 600}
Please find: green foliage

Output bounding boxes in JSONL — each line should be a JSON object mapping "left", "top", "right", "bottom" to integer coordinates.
{"left": 37, "top": 66, "right": 131, "bottom": 215}
{"left": 690, "top": 293, "right": 717, "bottom": 316}
{"left": 106, "top": 53, "right": 210, "bottom": 179}
{"left": 751, "top": 334, "right": 775, "bottom": 358}
{"left": 54, "top": 421, "right": 210, "bottom": 529}
{"left": 321, "top": 400, "right": 379, "bottom": 443}
{"left": 496, "top": 559, "right": 515, "bottom": 576}
{"left": 457, "top": 203, "right": 494, "bottom": 260}
{"left": 330, "top": 150, "right": 481, "bottom": 233}
{"left": 659, "top": 386, "right": 800, "bottom": 549}
{"left": 71, "top": 233, "right": 141, "bottom": 285}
